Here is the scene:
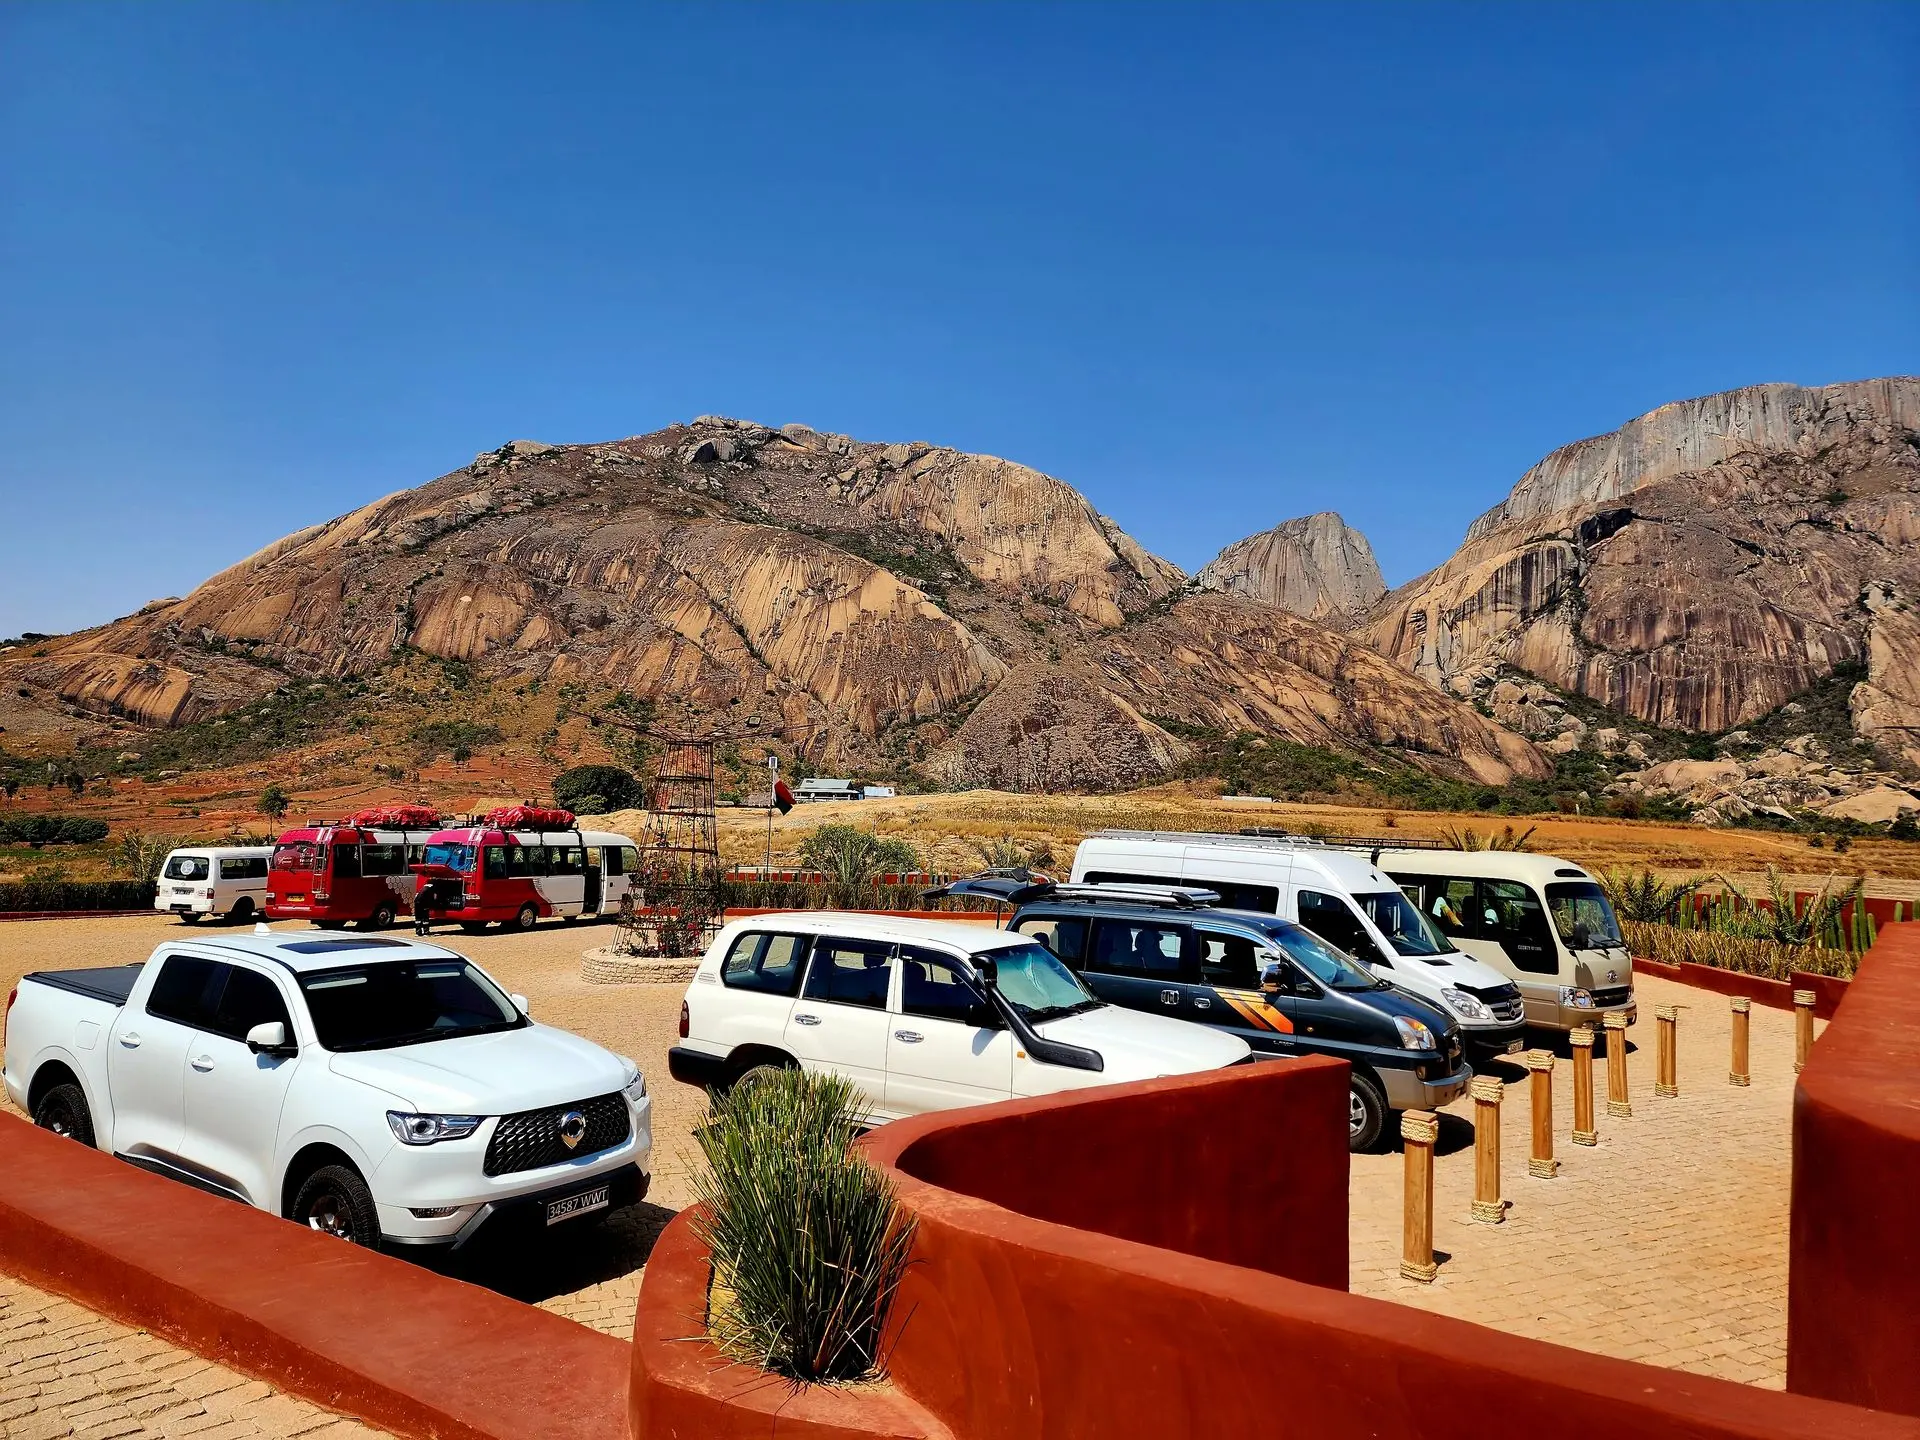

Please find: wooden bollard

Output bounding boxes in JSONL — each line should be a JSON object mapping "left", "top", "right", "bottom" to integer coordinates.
{"left": 1655, "top": 1005, "right": 1679, "bottom": 1098}
{"left": 1470, "top": 1076, "right": 1504, "bottom": 1224}
{"left": 1570, "top": 1025, "right": 1598, "bottom": 1145}
{"left": 1730, "top": 997, "right": 1752, "bottom": 1086}
{"left": 1525, "top": 1049, "right": 1557, "bottom": 1178}
{"left": 1604, "top": 1011, "right": 1632, "bottom": 1118}
{"left": 1400, "top": 1110, "right": 1439, "bottom": 1282}
{"left": 1794, "top": 989, "right": 1816, "bottom": 1073}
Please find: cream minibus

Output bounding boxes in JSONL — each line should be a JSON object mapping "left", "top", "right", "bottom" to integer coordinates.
{"left": 1374, "top": 851, "right": 1636, "bottom": 1031}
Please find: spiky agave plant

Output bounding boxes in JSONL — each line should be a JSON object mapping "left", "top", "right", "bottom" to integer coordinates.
{"left": 1440, "top": 823, "right": 1538, "bottom": 853}
{"left": 1597, "top": 866, "right": 1704, "bottom": 924}
{"left": 693, "top": 1069, "right": 916, "bottom": 1383}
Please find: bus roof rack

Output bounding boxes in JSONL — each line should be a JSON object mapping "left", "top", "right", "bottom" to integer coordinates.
{"left": 924, "top": 874, "right": 1222, "bottom": 910}
{"left": 1087, "top": 827, "right": 1454, "bottom": 855}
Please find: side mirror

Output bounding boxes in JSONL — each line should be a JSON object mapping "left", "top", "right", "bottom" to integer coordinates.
{"left": 973, "top": 957, "right": 998, "bottom": 989}
{"left": 511, "top": 993, "right": 530, "bottom": 1015}
{"left": 1260, "top": 960, "right": 1286, "bottom": 995}
{"left": 246, "top": 1021, "right": 291, "bottom": 1056}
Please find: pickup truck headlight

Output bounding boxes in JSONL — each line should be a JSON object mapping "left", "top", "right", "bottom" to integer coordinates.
{"left": 386, "top": 1111, "right": 482, "bottom": 1145}
{"left": 1394, "top": 1016, "right": 1437, "bottom": 1051}
{"left": 619, "top": 1057, "right": 647, "bottom": 1103}
{"left": 1440, "top": 986, "right": 1492, "bottom": 1021}
{"left": 1559, "top": 986, "right": 1595, "bottom": 1008}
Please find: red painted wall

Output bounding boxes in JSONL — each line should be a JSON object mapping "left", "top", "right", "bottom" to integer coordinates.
{"left": 851, "top": 1058, "right": 1920, "bottom": 1440}
{"left": 0, "top": 1115, "right": 629, "bottom": 1440}
{"left": 1790, "top": 921, "right": 1920, "bottom": 1416}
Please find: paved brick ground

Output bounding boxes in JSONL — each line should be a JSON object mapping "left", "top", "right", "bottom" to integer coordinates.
{"left": 1349, "top": 974, "right": 1812, "bottom": 1389}
{"left": 0, "top": 1277, "right": 385, "bottom": 1440}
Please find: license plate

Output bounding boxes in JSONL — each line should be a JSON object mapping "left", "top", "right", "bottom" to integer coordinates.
{"left": 546, "top": 1185, "right": 610, "bottom": 1225}
{"left": 1506, "top": 1039, "right": 1524, "bottom": 1054}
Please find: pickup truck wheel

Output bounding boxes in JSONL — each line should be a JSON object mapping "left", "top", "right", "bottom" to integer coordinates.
{"left": 364, "top": 901, "right": 397, "bottom": 932}
{"left": 513, "top": 904, "right": 538, "bottom": 931}
{"left": 292, "top": 1165, "right": 381, "bottom": 1248}
{"left": 32, "top": 1084, "right": 95, "bottom": 1147}
{"left": 1349, "top": 1072, "right": 1388, "bottom": 1153}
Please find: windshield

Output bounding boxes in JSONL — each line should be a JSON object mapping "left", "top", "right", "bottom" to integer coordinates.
{"left": 163, "top": 854, "right": 210, "bottom": 881}
{"left": 299, "top": 958, "right": 524, "bottom": 1051}
{"left": 984, "top": 941, "right": 1099, "bottom": 1023}
{"left": 422, "top": 842, "right": 476, "bottom": 874}
{"left": 1546, "top": 882, "right": 1625, "bottom": 950}
{"left": 271, "top": 842, "right": 321, "bottom": 872}
{"left": 1356, "top": 889, "right": 1457, "bottom": 958}
{"left": 1261, "top": 922, "right": 1386, "bottom": 992}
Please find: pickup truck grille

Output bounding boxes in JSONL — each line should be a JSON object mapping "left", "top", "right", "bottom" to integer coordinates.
{"left": 484, "top": 1093, "right": 630, "bottom": 1177}
{"left": 1591, "top": 985, "right": 1633, "bottom": 1010}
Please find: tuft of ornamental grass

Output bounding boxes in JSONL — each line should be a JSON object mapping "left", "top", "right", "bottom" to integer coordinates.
{"left": 692, "top": 1068, "right": 916, "bottom": 1384}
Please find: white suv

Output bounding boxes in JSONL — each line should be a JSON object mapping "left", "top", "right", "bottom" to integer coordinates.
{"left": 5, "top": 929, "right": 652, "bottom": 1249}
{"left": 668, "top": 911, "right": 1249, "bottom": 1120}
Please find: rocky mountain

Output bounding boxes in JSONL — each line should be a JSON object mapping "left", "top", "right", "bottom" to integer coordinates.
{"left": 1193, "top": 511, "right": 1386, "bottom": 625}
{"left": 1359, "top": 378, "right": 1920, "bottom": 738}
{"left": 0, "top": 418, "right": 1542, "bottom": 792}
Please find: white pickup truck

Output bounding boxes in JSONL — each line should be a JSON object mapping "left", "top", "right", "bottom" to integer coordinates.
{"left": 3, "top": 928, "right": 652, "bottom": 1249}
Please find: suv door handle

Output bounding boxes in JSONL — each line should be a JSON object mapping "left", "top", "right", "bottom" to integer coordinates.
{"left": 191, "top": 1055, "right": 214, "bottom": 1072}
{"left": 894, "top": 1030, "right": 923, "bottom": 1044}
{"left": 1160, "top": 989, "right": 1180, "bottom": 1006}
{"left": 119, "top": 1033, "right": 141, "bottom": 1048}
{"left": 793, "top": 1013, "right": 822, "bottom": 1027}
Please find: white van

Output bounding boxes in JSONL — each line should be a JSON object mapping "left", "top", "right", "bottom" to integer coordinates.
{"left": 154, "top": 846, "right": 273, "bottom": 924}
{"left": 1374, "top": 851, "right": 1636, "bottom": 1032}
{"left": 669, "top": 911, "right": 1249, "bottom": 1122}
{"left": 1070, "top": 831, "right": 1528, "bottom": 1062}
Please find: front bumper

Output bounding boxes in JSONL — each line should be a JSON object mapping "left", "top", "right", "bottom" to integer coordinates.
{"left": 372, "top": 1095, "right": 653, "bottom": 1244}
{"left": 1460, "top": 1019, "right": 1529, "bottom": 1062}
{"left": 1545, "top": 996, "right": 1638, "bottom": 1031}
{"left": 1380, "top": 1060, "right": 1473, "bottom": 1111}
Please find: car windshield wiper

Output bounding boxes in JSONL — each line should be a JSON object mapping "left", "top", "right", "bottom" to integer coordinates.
{"left": 1027, "top": 998, "right": 1102, "bottom": 1024}
{"left": 330, "top": 1021, "right": 515, "bottom": 1051}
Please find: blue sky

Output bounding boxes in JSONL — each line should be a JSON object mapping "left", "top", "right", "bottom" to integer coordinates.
{"left": 1, "top": 2, "right": 1914, "bottom": 637}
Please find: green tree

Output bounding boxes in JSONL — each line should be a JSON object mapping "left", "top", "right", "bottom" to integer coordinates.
{"left": 451, "top": 743, "right": 472, "bottom": 769}
{"left": 259, "top": 783, "right": 291, "bottom": 823}
{"left": 554, "top": 764, "right": 644, "bottom": 812}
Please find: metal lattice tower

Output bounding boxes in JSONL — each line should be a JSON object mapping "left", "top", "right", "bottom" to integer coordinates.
{"left": 624, "top": 734, "right": 724, "bottom": 957}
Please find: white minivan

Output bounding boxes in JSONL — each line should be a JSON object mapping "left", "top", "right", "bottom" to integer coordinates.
{"left": 154, "top": 846, "right": 273, "bottom": 924}
{"left": 1070, "top": 831, "right": 1528, "bottom": 1063}
{"left": 669, "top": 911, "right": 1250, "bottom": 1121}
{"left": 1375, "top": 851, "right": 1636, "bottom": 1032}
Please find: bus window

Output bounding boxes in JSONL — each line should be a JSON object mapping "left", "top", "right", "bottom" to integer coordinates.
{"left": 361, "top": 844, "right": 405, "bottom": 877}
{"left": 331, "top": 844, "right": 362, "bottom": 879}
{"left": 483, "top": 846, "right": 508, "bottom": 880}
{"left": 602, "top": 845, "right": 622, "bottom": 876}
{"left": 550, "top": 847, "right": 582, "bottom": 875}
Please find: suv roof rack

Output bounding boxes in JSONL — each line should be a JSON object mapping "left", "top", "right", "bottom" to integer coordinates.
{"left": 923, "top": 874, "right": 1222, "bottom": 910}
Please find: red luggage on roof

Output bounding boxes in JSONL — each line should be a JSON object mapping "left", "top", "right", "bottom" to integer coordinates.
{"left": 349, "top": 804, "right": 443, "bottom": 829}
{"left": 482, "top": 804, "right": 576, "bottom": 830}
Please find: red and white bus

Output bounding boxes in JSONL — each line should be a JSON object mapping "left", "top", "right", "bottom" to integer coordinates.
{"left": 411, "top": 806, "right": 641, "bottom": 932}
{"left": 266, "top": 806, "right": 445, "bottom": 929}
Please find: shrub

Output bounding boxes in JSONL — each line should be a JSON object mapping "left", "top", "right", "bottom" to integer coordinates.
{"left": 693, "top": 1069, "right": 914, "bottom": 1382}
{"left": 554, "top": 764, "right": 644, "bottom": 813}
{"left": 1891, "top": 816, "right": 1919, "bottom": 842}
{"left": 1597, "top": 867, "right": 1703, "bottom": 923}
{"left": 259, "top": 784, "right": 290, "bottom": 822}
{"left": 1440, "top": 823, "right": 1536, "bottom": 852}
{"left": 0, "top": 877, "right": 156, "bottom": 913}
{"left": 0, "top": 813, "right": 109, "bottom": 846}
{"left": 54, "top": 817, "right": 108, "bottom": 844}
{"left": 799, "top": 825, "right": 922, "bottom": 899}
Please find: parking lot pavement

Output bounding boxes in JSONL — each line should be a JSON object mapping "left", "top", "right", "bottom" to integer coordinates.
{"left": 0, "top": 1275, "right": 386, "bottom": 1440}
{"left": 1348, "top": 974, "right": 1812, "bottom": 1389}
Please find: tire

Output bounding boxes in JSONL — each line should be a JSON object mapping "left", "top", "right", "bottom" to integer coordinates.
{"left": 317, "top": 920, "right": 347, "bottom": 931}
{"left": 364, "top": 901, "right": 397, "bottom": 932}
{"left": 1349, "top": 1072, "right": 1389, "bottom": 1153}
{"left": 179, "top": 912, "right": 201, "bottom": 925}
{"left": 291, "top": 1164, "right": 382, "bottom": 1248}
{"left": 32, "top": 1082, "right": 96, "bottom": 1147}
{"left": 727, "top": 1059, "right": 795, "bottom": 1096}
{"left": 513, "top": 903, "right": 538, "bottom": 932}
{"left": 460, "top": 922, "right": 488, "bottom": 935}
{"left": 228, "top": 897, "right": 256, "bottom": 925}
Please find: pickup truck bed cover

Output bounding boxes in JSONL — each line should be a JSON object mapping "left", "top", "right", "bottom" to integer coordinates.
{"left": 23, "top": 965, "right": 144, "bottom": 1008}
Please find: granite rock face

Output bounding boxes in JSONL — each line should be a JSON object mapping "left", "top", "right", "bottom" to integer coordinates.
{"left": 1362, "top": 377, "right": 1920, "bottom": 734}
{"left": 1194, "top": 511, "right": 1387, "bottom": 625}
{"left": 1, "top": 419, "right": 1539, "bottom": 790}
